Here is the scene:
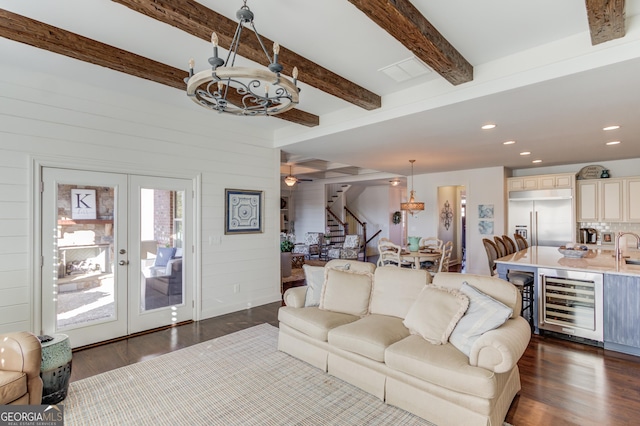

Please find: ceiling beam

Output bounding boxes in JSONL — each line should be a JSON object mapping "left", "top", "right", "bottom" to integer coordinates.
{"left": 0, "top": 9, "right": 319, "bottom": 127}
{"left": 348, "top": 0, "right": 473, "bottom": 85}
{"left": 111, "top": 0, "right": 382, "bottom": 111}
{"left": 585, "top": 0, "right": 626, "bottom": 45}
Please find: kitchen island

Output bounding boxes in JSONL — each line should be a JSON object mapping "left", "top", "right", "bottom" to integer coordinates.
{"left": 495, "top": 246, "right": 640, "bottom": 356}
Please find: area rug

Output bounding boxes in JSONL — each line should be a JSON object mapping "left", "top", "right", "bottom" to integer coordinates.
{"left": 63, "top": 323, "right": 434, "bottom": 425}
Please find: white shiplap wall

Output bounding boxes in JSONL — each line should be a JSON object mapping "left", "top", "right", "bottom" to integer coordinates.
{"left": 0, "top": 64, "right": 282, "bottom": 334}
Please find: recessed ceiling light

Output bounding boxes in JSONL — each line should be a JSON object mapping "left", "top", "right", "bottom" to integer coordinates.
{"left": 606, "top": 141, "right": 621, "bottom": 145}
{"left": 520, "top": 151, "right": 531, "bottom": 156}
{"left": 503, "top": 140, "right": 516, "bottom": 145}
{"left": 532, "top": 159, "right": 543, "bottom": 163}
{"left": 481, "top": 124, "right": 496, "bottom": 130}
{"left": 603, "top": 125, "right": 620, "bottom": 131}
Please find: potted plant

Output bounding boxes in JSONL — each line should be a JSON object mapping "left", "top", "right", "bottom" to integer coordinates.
{"left": 281, "top": 239, "right": 294, "bottom": 278}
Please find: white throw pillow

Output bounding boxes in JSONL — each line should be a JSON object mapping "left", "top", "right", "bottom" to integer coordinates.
{"left": 449, "top": 282, "right": 513, "bottom": 356}
{"left": 403, "top": 285, "right": 469, "bottom": 345}
{"left": 303, "top": 265, "right": 325, "bottom": 307}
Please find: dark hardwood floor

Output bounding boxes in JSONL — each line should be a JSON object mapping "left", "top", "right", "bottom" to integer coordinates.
{"left": 70, "top": 302, "right": 640, "bottom": 426}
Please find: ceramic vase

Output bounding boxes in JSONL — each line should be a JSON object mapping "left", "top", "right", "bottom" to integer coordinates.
{"left": 408, "top": 236, "right": 420, "bottom": 252}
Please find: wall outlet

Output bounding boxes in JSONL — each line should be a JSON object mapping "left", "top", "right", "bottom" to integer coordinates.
{"left": 233, "top": 283, "right": 240, "bottom": 293}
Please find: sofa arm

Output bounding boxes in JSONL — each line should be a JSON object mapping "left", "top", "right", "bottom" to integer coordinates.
{"left": 283, "top": 286, "right": 308, "bottom": 307}
{"left": 0, "top": 331, "right": 43, "bottom": 403}
{"left": 468, "top": 317, "right": 531, "bottom": 373}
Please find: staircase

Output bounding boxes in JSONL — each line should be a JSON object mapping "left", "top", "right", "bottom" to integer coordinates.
{"left": 326, "top": 184, "right": 378, "bottom": 261}
{"left": 326, "top": 184, "right": 349, "bottom": 246}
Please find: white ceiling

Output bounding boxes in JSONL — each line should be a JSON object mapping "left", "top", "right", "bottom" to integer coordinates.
{"left": 2, "top": 0, "right": 640, "bottom": 178}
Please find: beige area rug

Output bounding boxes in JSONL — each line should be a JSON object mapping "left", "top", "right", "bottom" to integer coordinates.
{"left": 63, "top": 324, "right": 435, "bottom": 425}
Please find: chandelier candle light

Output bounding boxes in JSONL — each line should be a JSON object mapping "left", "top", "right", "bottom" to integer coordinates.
{"left": 400, "top": 160, "right": 425, "bottom": 216}
{"left": 185, "top": 0, "right": 300, "bottom": 116}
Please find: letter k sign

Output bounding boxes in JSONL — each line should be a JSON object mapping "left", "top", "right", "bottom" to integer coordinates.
{"left": 75, "top": 192, "right": 93, "bottom": 209}
{"left": 70, "top": 188, "right": 97, "bottom": 220}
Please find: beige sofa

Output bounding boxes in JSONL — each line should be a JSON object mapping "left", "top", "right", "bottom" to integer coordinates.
{"left": 278, "top": 260, "right": 531, "bottom": 426}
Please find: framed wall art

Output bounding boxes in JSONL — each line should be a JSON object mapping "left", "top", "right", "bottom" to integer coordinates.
{"left": 601, "top": 231, "right": 614, "bottom": 245}
{"left": 478, "top": 220, "right": 494, "bottom": 235}
{"left": 478, "top": 204, "right": 494, "bottom": 219}
{"left": 225, "top": 189, "right": 263, "bottom": 234}
{"left": 71, "top": 188, "right": 97, "bottom": 220}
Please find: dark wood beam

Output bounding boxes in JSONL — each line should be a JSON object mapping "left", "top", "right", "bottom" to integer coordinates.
{"left": 0, "top": 9, "right": 319, "bottom": 127}
{"left": 111, "top": 0, "right": 382, "bottom": 111}
{"left": 585, "top": 0, "right": 626, "bottom": 45}
{"left": 348, "top": 0, "right": 473, "bottom": 85}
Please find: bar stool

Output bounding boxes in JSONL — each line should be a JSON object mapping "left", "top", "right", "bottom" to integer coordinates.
{"left": 482, "top": 238, "right": 534, "bottom": 329}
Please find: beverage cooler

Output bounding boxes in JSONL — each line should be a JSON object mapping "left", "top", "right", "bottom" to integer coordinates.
{"left": 537, "top": 268, "right": 603, "bottom": 343}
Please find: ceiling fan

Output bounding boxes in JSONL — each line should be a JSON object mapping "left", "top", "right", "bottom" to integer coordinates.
{"left": 284, "top": 165, "right": 313, "bottom": 187}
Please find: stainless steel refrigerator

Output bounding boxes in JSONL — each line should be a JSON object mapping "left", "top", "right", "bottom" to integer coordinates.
{"left": 508, "top": 189, "right": 574, "bottom": 247}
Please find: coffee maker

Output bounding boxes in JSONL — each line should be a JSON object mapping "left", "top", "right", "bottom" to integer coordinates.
{"left": 579, "top": 228, "right": 597, "bottom": 244}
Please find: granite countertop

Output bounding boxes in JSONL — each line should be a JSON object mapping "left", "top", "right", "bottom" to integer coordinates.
{"left": 495, "top": 246, "right": 640, "bottom": 276}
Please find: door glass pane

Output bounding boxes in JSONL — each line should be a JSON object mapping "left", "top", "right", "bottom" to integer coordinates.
{"left": 140, "top": 188, "right": 185, "bottom": 311}
{"left": 55, "top": 184, "right": 116, "bottom": 330}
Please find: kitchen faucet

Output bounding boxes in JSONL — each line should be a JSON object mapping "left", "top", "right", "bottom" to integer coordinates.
{"left": 614, "top": 232, "right": 640, "bottom": 261}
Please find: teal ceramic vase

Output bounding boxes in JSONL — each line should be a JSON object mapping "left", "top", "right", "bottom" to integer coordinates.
{"left": 408, "top": 236, "right": 420, "bottom": 252}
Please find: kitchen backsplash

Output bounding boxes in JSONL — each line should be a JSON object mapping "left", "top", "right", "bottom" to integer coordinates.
{"left": 578, "top": 222, "right": 640, "bottom": 246}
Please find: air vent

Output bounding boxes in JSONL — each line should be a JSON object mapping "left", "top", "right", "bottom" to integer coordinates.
{"left": 378, "top": 57, "right": 432, "bottom": 82}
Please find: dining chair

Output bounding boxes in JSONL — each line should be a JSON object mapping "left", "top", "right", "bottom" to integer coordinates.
{"left": 377, "top": 240, "right": 403, "bottom": 267}
{"left": 438, "top": 241, "right": 454, "bottom": 273}
{"left": 514, "top": 233, "right": 529, "bottom": 251}
{"left": 418, "top": 237, "right": 443, "bottom": 271}
{"left": 502, "top": 235, "right": 518, "bottom": 254}
{"left": 418, "top": 237, "right": 443, "bottom": 251}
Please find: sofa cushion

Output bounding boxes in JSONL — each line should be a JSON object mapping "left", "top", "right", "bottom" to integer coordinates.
{"left": 303, "top": 265, "right": 325, "bottom": 307}
{"left": 369, "top": 266, "right": 428, "bottom": 319}
{"left": 449, "top": 282, "right": 513, "bottom": 356}
{"left": 403, "top": 285, "right": 469, "bottom": 345}
{"left": 319, "top": 268, "right": 373, "bottom": 316}
{"left": 328, "top": 315, "right": 410, "bottom": 362}
{"left": 0, "top": 371, "right": 27, "bottom": 405}
{"left": 278, "top": 306, "right": 359, "bottom": 342}
{"left": 385, "top": 335, "right": 497, "bottom": 399}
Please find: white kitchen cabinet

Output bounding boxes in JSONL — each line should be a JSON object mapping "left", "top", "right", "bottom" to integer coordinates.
{"left": 508, "top": 173, "right": 575, "bottom": 192}
{"left": 508, "top": 176, "right": 539, "bottom": 191}
{"left": 626, "top": 178, "right": 640, "bottom": 222}
{"left": 577, "top": 180, "right": 598, "bottom": 221}
{"left": 577, "top": 179, "right": 624, "bottom": 222}
{"left": 601, "top": 180, "right": 623, "bottom": 222}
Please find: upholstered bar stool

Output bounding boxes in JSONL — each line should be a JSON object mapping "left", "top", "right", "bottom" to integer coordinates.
{"left": 483, "top": 238, "right": 534, "bottom": 329}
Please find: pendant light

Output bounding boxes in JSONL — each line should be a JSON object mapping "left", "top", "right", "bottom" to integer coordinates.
{"left": 400, "top": 160, "right": 425, "bottom": 216}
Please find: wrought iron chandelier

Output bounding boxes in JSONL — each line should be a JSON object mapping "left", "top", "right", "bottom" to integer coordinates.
{"left": 185, "top": 0, "right": 300, "bottom": 116}
{"left": 400, "top": 160, "right": 425, "bottom": 216}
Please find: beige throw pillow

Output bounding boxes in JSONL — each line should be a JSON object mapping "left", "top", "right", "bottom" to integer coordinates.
{"left": 403, "top": 285, "right": 470, "bottom": 345}
{"left": 319, "top": 268, "right": 373, "bottom": 316}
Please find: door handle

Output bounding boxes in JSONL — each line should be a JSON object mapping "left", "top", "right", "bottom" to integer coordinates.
{"left": 118, "top": 260, "right": 129, "bottom": 266}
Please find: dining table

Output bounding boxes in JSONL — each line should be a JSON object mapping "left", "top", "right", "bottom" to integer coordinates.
{"left": 400, "top": 249, "right": 442, "bottom": 269}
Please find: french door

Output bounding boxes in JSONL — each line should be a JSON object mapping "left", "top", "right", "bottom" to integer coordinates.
{"left": 41, "top": 168, "right": 193, "bottom": 348}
